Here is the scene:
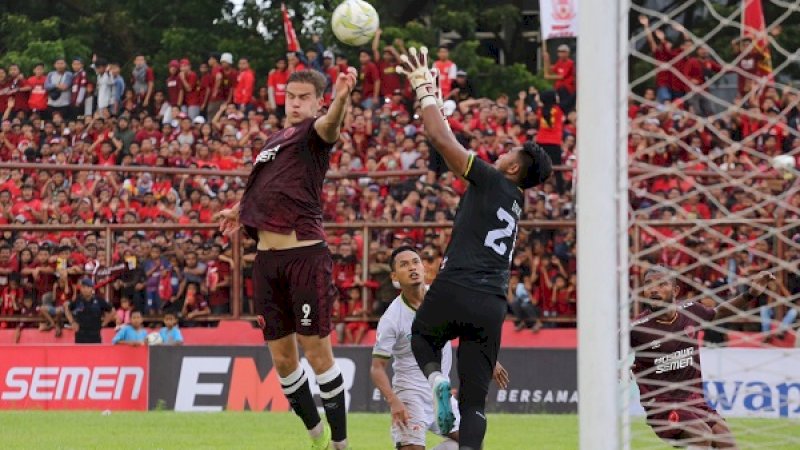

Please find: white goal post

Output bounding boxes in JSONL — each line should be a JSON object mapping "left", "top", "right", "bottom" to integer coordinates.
{"left": 576, "top": 0, "right": 630, "bottom": 449}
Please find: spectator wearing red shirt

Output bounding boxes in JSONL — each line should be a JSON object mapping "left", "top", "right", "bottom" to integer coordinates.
{"left": 543, "top": 44, "right": 576, "bottom": 113}
{"left": 70, "top": 57, "right": 88, "bottom": 119}
{"left": 233, "top": 57, "right": 255, "bottom": 111}
{"left": 204, "top": 244, "right": 230, "bottom": 314}
{"left": 11, "top": 183, "right": 44, "bottom": 223}
{"left": 433, "top": 45, "right": 458, "bottom": 100}
{"left": 0, "top": 69, "right": 13, "bottom": 116}
{"left": 24, "top": 63, "right": 48, "bottom": 113}
{"left": 178, "top": 59, "right": 202, "bottom": 120}
{"left": 321, "top": 51, "right": 339, "bottom": 105}
{"left": 286, "top": 51, "right": 306, "bottom": 73}
{"left": 640, "top": 15, "right": 678, "bottom": 103}
{"left": 207, "top": 53, "right": 227, "bottom": 120}
{"left": 371, "top": 29, "right": 403, "bottom": 100}
{"left": 134, "top": 116, "right": 163, "bottom": 146}
{"left": 267, "top": 58, "right": 289, "bottom": 118}
{"left": 535, "top": 90, "right": 565, "bottom": 194}
{"left": 732, "top": 36, "right": 767, "bottom": 96}
{"left": 686, "top": 45, "right": 722, "bottom": 117}
{"left": 0, "top": 273, "right": 23, "bottom": 325}
{"left": 8, "top": 64, "right": 28, "bottom": 114}
{"left": 165, "top": 60, "right": 182, "bottom": 107}
{"left": 358, "top": 49, "right": 380, "bottom": 109}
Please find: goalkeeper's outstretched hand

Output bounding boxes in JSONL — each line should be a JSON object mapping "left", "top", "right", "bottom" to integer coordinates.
{"left": 396, "top": 47, "right": 439, "bottom": 110}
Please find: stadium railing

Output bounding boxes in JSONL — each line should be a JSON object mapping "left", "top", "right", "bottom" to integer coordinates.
{"left": 1, "top": 162, "right": 796, "bottom": 326}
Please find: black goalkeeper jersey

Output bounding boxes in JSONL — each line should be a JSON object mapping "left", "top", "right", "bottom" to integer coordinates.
{"left": 435, "top": 153, "right": 524, "bottom": 297}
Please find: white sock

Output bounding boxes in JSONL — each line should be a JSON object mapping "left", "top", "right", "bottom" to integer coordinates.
{"left": 332, "top": 439, "right": 348, "bottom": 449}
{"left": 427, "top": 371, "right": 446, "bottom": 389}
{"left": 308, "top": 421, "right": 323, "bottom": 439}
{"left": 432, "top": 438, "right": 459, "bottom": 450}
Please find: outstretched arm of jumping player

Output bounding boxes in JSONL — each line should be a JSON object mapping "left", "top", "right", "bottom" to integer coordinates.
{"left": 314, "top": 67, "right": 357, "bottom": 144}
{"left": 397, "top": 47, "right": 471, "bottom": 177}
{"left": 714, "top": 270, "right": 774, "bottom": 321}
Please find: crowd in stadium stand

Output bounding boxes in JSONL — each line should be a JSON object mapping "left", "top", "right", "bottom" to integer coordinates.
{"left": 0, "top": 28, "right": 797, "bottom": 344}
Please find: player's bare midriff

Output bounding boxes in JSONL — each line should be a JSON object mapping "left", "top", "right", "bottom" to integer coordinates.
{"left": 257, "top": 229, "right": 322, "bottom": 251}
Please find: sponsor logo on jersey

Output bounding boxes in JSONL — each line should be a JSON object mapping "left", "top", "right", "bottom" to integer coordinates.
{"left": 654, "top": 347, "right": 694, "bottom": 374}
{"left": 255, "top": 144, "right": 281, "bottom": 164}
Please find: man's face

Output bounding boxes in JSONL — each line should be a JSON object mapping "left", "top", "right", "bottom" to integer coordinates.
{"left": 80, "top": 284, "right": 94, "bottom": 298}
{"left": 438, "top": 48, "right": 449, "bottom": 61}
{"left": 238, "top": 59, "right": 249, "bottom": 71}
{"left": 285, "top": 81, "right": 322, "bottom": 125}
{"left": 276, "top": 60, "right": 287, "bottom": 71}
{"left": 495, "top": 147, "right": 520, "bottom": 175}
{"left": 54, "top": 60, "right": 66, "bottom": 72}
{"left": 71, "top": 60, "right": 83, "bottom": 72}
{"left": 33, "top": 65, "right": 44, "bottom": 77}
{"left": 9, "top": 66, "right": 20, "bottom": 78}
{"left": 199, "top": 64, "right": 208, "bottom": 75}
{"left": 359, "top": 52, "right": 370, "bottom": 65}
{"left": 135, "top": 56, "right": 146, "bottom": 67}
{"left": 391, "top": 250, "right": 424, "bottom": 288}
{"left": 642, "top": 271, "right": 678, "bottom": 312}
{"left": 21, "top": 186, "right": 33, "bottom": 200}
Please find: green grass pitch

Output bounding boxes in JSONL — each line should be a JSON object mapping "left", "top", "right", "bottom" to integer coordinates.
{"left": 0, "top": 411, "right": 797, "bottom": 449}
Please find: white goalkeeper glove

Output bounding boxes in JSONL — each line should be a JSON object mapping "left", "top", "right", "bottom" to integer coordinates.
{"left": 396, "top": 47, "right": 442, "bottom": 111}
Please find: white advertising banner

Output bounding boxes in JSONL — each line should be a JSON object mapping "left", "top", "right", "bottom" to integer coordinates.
{"left": 629, "top": 348, "right": 800, "bottom": 418}
{"left": 539, "top": 0, "right": 579, "bottom": 39}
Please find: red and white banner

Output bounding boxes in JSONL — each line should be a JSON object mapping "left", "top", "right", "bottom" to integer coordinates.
{"left": 0, "top": 346, "right": 148, "bottom": 410}
{"left": 539, "top": 0, "right": 579, "bottom": 40}
{"left": 282, "top": 3, "right": 300, "bottom": 52}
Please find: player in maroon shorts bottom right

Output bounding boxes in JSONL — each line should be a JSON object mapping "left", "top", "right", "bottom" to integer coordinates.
{"left": 630, "top": 265, "right": 774, "bottom": 448}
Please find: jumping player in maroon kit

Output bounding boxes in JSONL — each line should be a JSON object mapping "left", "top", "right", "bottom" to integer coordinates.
{"left": 215, "top": 67, "right": 357, "bottom": 450}
{"left": 631, "top": 265, "right": 774, "bottom": 448}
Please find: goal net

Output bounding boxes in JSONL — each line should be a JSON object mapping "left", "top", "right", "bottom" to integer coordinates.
{"left": 618, "top": 0, "right": 800, "bottom": 448}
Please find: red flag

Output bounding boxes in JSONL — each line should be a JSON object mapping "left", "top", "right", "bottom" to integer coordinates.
{"left": 742, "top": 0, "right": 772, "bottom": 75}
{"left": 282, "top": 3, "right": 300, "bottom": 52}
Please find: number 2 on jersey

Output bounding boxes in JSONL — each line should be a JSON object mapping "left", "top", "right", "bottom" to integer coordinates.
{"left": 484, "top": 207, "right": 517, "bottom": 259}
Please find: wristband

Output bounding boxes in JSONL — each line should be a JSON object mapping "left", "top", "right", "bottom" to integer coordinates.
{"left": 419, "top": 96, "right": 438, "bottom": 109}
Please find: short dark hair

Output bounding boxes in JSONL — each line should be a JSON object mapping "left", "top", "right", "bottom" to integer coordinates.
{"left": 517, "top": 143, "right": 553, "bottom": 189}
{"left": 287, "top": 70, "right": 327, "bottom": 98}
{"left": 390, "top": 245, "right": 418, "bottom": 271}
{"left": 643, "top": 265, "right": 675, "bottom": 285}
{"left": 163, "top": 311, "right": 177, "bottom": 319}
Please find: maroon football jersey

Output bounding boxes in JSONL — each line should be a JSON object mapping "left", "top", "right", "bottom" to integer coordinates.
{"left": 630, "top": 301, "right": 716, "bottom": 402}
{"left": 239, "top": 118, "right": 332, "bottom": 241}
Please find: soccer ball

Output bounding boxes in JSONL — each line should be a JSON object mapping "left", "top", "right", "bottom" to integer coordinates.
{"left": 772, "top": 154, "right": 796, "bottom": 172}
{"left": 146, "top": 332, "right": 163, "bottom": 346}
{"left": 331, "top": 0, "right": 379, "bottom": 47}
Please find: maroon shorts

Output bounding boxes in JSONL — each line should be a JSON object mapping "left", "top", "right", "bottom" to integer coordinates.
{"left": 253, "top": 243, "right": 338, "bottom": 341}
{"left": 644, "top": 394, "right": 723, "bottom": 442}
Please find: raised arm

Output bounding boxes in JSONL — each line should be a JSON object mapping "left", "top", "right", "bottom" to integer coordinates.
{"left": 314, "top": 67, "right": 357, "bottom": 143}
{"left": 372, "top": 28, "right": 383, "bottom": 62}
{"left": 639, "top": 15, "right": 658, "bottom": 53}
{"left": 397, "top": 47, "right": 470, "bottom": 176}
{"left": 715, "top": 271, "right": 774, "bottom": 321}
